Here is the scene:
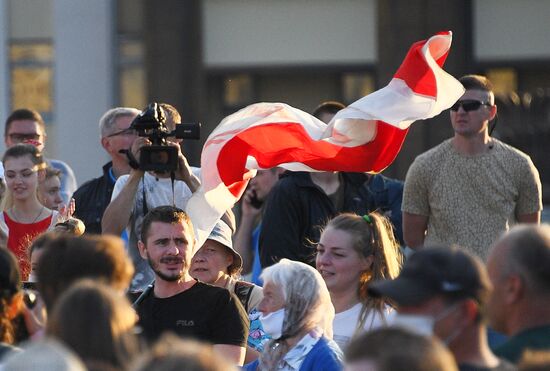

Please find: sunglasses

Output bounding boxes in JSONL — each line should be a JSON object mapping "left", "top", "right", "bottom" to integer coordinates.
{"left": 450, "top": 100, "right": 492, "bottom": 112}
{"left": 8, "top": 133, "right": 42, "bottom": 142}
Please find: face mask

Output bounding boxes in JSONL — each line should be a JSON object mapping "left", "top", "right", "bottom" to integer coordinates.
{"left": 392, "top": 314, "right": 434, "bottom": 336}
{"left": 259, "top": 308, "right": 285, "bottom": 339}
{"left": 393, "top": 302, "right": 462, "bottom": 339}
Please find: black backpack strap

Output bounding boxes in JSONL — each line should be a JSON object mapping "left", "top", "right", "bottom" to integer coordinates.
{"left": 234, "top": 281, "right": 254, "bottom": 312}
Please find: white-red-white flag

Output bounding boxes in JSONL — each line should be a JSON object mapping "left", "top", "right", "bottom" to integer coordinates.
{"left": 187, "top": 31, "right": 464, "bottom": 245}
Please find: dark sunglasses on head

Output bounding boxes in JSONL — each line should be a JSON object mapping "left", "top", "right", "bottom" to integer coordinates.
{"left": 450, "top": 100, "right": 492, "bottom": 112}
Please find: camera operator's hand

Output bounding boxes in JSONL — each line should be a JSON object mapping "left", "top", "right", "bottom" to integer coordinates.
{"left": 129, "top": 137, "right": 150, "bottom": 175}
{"left": 170, "top": 143, "right": 201, "bottom": 193}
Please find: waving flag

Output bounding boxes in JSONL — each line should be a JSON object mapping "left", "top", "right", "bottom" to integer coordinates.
{"left": 187, "top": 31, "right": 464, "bottom": 245}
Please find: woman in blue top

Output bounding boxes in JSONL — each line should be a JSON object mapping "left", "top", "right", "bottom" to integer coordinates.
{"left": 244, "top": 258, "right": 342, "bottom": 371}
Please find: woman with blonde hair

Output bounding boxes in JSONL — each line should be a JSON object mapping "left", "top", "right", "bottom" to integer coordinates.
{"left": 316, "top": 212, "right": 402, "bottom": 350}
{"left": 245, "top": 258, "right": 342, "bottom": 371}
{"left": 1, "top": 144, "right": 58, "bottom": 279}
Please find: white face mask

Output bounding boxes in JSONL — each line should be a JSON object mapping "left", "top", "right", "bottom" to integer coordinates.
{"left": 259, "top": 308, "right": 285, "bottom": 339}
{"left": 393, "top": 303, "right": 462, "bottom": 340}
{"left": 392, "top": 314, "right": 435, "bottom": 336}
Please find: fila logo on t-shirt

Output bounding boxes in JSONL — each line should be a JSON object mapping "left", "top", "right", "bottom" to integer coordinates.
{"left": 176, "top": 320, "right": 195, "bottom": 327}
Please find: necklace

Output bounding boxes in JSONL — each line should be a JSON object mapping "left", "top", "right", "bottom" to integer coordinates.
{"left": 12, "top": 205, "right": 45, "bottom": 224}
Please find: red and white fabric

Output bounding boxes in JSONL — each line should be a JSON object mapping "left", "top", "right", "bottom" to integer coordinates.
{"left": 187, "top": 31, "right": 465, "bottom": 245}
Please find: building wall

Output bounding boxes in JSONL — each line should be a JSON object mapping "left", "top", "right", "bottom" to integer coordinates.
{"left": 1, "top": 0, "right": 549, "bottom": 195}
{"left": 203, "top": 0, "right": 377, "bottom": 67}
{"left": 2, "top": 0, "right": 113, "bottom": 184}
{"left": 474, "top": 0, "right": 550, "bottom": 61}
{"left": 51, "top": 0, "right": 113, "bottom": 183}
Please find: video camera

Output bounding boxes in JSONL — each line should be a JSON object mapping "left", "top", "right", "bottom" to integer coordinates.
{"left": 130, "top": 102, "right": 200, "bottom": 172}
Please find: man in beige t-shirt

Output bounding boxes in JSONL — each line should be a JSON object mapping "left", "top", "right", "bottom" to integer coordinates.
{"left": 402, "top": 75, "right": 542, "bottom": 259}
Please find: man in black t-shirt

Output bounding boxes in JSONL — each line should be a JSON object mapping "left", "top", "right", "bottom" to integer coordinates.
{"left": 134, "top": 206, "right": 249, "bottom": 366}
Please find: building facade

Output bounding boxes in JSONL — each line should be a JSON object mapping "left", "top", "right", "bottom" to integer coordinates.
{"left": 1, "top": 0, "right": 548, "bottom": 203}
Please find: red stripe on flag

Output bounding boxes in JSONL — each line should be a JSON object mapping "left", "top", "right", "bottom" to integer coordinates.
{"left": 216, "top": 122, "right": 408, "bottom": 197}
{"left": 393, "top": 34, "right": 450, "bottom": 98}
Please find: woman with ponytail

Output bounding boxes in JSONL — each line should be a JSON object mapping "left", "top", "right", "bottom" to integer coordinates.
{"left": 316, "top": 212, "right": 402, "bottom": 350}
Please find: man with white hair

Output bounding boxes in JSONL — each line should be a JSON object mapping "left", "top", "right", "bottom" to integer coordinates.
{"left": 72, "top": 107, "right": 140, "bottom": 234}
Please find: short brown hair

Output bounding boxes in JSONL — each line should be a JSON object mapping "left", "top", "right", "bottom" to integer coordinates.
{"left": 44, "top": 167, "right": 62, "bottom": 181}
{"left": 312, "top": 101, "right": 345, "bottom": 120}
{"left": 47, "top": 280, "right": 140, "bottom": 370}
{"left": 2, "top": 143, "right": 46, "bottom": 169}
{"left": 37, "top": 235, "right": 134, "bottom": 310}
{"left": 159, "top": 103, "right": 181, "bottom": 131}
{"left": 346, "top": 327, "right": 458, "bottom": 371}
{"left": 140, "top": 206, "right": 194, "bottom": 243}
{"left": 459, "top": 75, "right": 494, "bottom": 93}
{"left": 132, "top": 333, "right": 236, "bottom": 371}
{"left": 5, "top": 108, "right": 46, "bottom": 138}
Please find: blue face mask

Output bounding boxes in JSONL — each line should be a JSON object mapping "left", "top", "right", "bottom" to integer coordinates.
{"left": 259, "top": 308, "right": 285, "bottom": 339}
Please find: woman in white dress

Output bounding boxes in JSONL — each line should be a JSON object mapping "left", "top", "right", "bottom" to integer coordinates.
{"left": 316, "top": 212, "right": 402, "bottom": 350}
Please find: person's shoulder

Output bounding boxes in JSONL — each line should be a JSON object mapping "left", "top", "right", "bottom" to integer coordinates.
{"left": 342, "top": 172, "right": 369, "bottom": 186}
{"left": 73, "top": 175, "right": 106, "bottom": 196}
{"left": 269, "top": 171, "right": 307, "bottom": 194}
{"left": 492, "top": 139, "right": 535, "bottom": 164}
{"left": 415, "top": 139, "right": 452, "bottom": 164}
{"left": 493, "top": 334, "right": 525, "bottom": 363}
{"left": 193, "top": 281, "right": 232, "bottom": 297}
{"left": 306, "top": 337, "right": 343, "bottom": 369}
{"left": 115, "top": 174, "right": 130, "bottom": 184}
{"left": 242, "top": 359, "right": 259, "bottom": 371}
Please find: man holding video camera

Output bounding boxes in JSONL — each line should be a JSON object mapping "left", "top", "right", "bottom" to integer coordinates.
{"left": 102, "top": 103, "right": 201, "bottom": 291}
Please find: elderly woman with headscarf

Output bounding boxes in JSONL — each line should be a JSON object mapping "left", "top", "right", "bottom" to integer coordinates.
{"left": 244, "top": 258, "right": 343, "bottom": 371}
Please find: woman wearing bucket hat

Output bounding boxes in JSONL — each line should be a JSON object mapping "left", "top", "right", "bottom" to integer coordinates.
{"left": 191, "top": 219, "right": 262, "bottom": 313}
{"left": 191, "top": 219, "right": 267, "bottom": 362}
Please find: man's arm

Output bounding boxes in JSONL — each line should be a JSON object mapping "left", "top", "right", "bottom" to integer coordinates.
{"left": 101, "top": 169, "right": 142, "bottom": 235}
{"left": 213, "top": 344, "right": 246, "bottom": 366}
{"left": 211, "top": 289, "right": 250, "bottom": 366}
{"left": 403, "top": 212, "right": 428, "bottom": 250}
{"left": 516, "top": 156, "right": 542, "bottom": 225}
{"left": 174, "top": 145, "right": 200, "bottom": 193}
{"left": 234, "top": 190, "right": 262, "bottom": 273}
{"left": 517, "top": 212, "right": 541, "bottom": 224}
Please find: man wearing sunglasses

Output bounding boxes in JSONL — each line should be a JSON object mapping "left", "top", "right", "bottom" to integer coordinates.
{"left": 71, "top": 107, "right": 141, "bottom": 234}
{"left": 4, "top": 108, "right": 78, "bottom": 205}
{"left": 402, "top": 75, "right": 542, "bottom": 260}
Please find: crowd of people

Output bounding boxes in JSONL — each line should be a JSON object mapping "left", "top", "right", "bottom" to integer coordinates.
{"left": 0, "top": 73, "right": 546, "bottom": 371}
